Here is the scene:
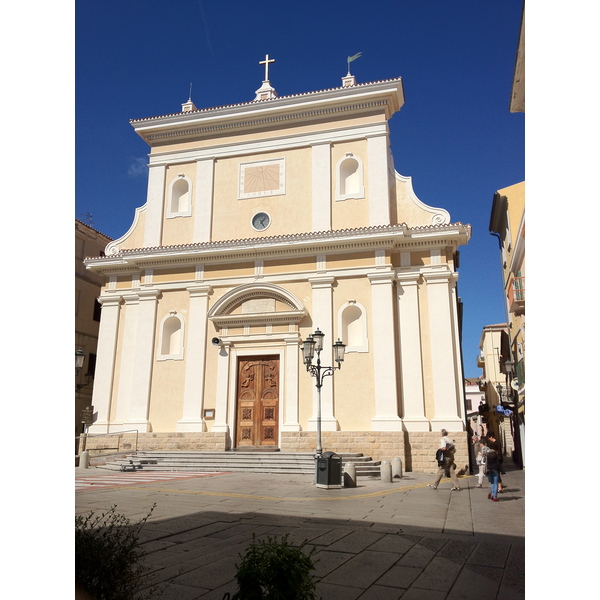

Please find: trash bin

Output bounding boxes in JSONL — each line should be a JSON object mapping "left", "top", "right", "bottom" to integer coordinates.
{"left": 316, "top": 451, "right": 342, "bottom": 489}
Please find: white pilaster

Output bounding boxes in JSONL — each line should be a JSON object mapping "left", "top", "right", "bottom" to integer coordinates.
{"left": 177, "top": 285, "right": 212, "bottom": 432}
{"left": 396, "top": 273, "right": 428, "bottom": 431}
{"left": 423, "top": 270, "right": 463, "bottom": 430}
{"left": 125, "top": 289, "right": 160, "bottom": 432}
{"left": 367, "top": 133, "right": 391, "bottom": 226}
{"left": 368, "top": 271, "right": 403, "bottom": 430}
{"left": 212, "top": 341, "right": 231, "bottom": 435}
{"left": 281, "top": 335, "right": 301, "bottom": 431}
{"left": 143, "top": 164, "right": 166, "bottom": 247}
{"left": 87, "top": 296, "right": 121, "bottom": 434}
{"left": 450, "top": 278, "right": 467, "bottom": 422}
{"left": 114, "top": 294, "right": 139, "bottom": 427}
{"left": 311, "top": 142, "right": 331, "bottom": 232}
{"left": 307, "top": 276, "right": 338, "bottom": 431}
{"left": 193, "top": 158, "right": 215, "bottom": 243}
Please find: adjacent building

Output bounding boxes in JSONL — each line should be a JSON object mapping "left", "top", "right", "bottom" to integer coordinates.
{"left": 84, "top": 66, "right": 471, "bottom": 472}
{"left": 75, "top": 220, "right": 112, "bottom": 442}
{"left": 476, "top": 323, "right": 516, "bottom": 458}
{"left": 486, "top": 10, "right": 525, "bottom": 466}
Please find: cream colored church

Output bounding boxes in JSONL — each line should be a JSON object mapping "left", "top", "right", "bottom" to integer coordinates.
{"left": 85, "top": 61, "right": 471, "bottom": 472}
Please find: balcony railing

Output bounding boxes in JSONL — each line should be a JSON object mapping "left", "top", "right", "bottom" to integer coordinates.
{"left": 508, "top": 276, "right": 525, "bottom": 313}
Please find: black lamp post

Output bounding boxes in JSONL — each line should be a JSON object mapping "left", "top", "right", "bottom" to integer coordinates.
{"left": 301, "top": 328, "right": 345, "bottom": 457}
{"left": 75, "top": 349, "right": 85, "bottom": 376}
{"left": 75, "top": 349, "right": 93, "bottom": 392}
{"left": 503, "top": 359, "right": 523, "bottom": 469}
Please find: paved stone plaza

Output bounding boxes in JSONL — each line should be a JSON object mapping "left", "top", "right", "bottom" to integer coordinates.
{"left": 75, "top": 466, "right": 525, "bottom": 599}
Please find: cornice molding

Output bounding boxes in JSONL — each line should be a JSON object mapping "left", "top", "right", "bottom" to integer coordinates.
{"left": 209, "top": 310, "right": 306, "bottom": 330}
{"left": 142, "top": 100, "right": 390, "bottom": 144}
{"left": 86, "top": 223, "right": 471, "bottom": 275}
{"left": 130, "top": 78, "right": 404, "bottom": 145}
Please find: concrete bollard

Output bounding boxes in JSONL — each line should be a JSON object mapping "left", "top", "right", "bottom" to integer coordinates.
{"left": 344, "top": 462, "right": 357, "bottom": 488}
{"left": 80, "top": 450, "right": 90, "bottom": 469}
{"left": 392, "top": 457, "right": 403, "bottom": 479}
{"left": 380, "top": 459, "right": 392, "bottom": 483}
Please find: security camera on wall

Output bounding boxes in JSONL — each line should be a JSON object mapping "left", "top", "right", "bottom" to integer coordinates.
{"left": 211, "top": 337, "right": 221, "bottom": 346}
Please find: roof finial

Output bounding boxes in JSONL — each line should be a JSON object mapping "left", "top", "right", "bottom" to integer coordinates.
{"left": 259, "top": 53, "right": 275, "bottom": 82}
{"left": 254, "top": 54, "right": 277, "bottom": 101}
{"left": 343, "top": 52, "right": 362, "bottom": 87}
{"left": 347, "top": 52, "right": 362, "bottom": 76}
{"left": 182, "top": 82, "right": 198, "bottom": 113}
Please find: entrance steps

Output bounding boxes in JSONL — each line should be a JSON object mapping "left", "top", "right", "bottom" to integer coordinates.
{"left": 97, "top": 450, "right": 382, "bottom": 476}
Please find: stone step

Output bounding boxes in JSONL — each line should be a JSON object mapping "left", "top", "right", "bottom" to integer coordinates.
{"left": 96, "top": 450, "right": 383, "bottom": 476}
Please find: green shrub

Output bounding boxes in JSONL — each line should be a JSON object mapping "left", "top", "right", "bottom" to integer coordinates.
{"left": 75, "top": 504, "right": 160, "bottom": 600}
{"left": 232, "top": 534, "right": 320, "bottom": 600}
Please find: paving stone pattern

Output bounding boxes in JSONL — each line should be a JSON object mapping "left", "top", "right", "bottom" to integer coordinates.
{"left": 75, "top": 466, "right": 525, "bottom": 599}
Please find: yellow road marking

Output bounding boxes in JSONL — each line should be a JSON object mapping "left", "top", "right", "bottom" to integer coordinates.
{"left": 120, "top": 476, "right": 474, "bottom": 502}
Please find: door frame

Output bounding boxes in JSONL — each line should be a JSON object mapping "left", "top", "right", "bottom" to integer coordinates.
{"left": 224, "top": 341, "right": 300, "bottom": 449}
{"left": 234, "top": 354, "right": 280, "bottom": 448}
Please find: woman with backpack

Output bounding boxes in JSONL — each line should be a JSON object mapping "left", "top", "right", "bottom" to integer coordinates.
{"left": 428, "top": 429, "right": 461, "bottom": 491}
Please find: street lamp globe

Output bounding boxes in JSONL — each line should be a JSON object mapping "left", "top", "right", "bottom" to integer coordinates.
{"left": 333, "top": 338, "right": 346, "bottom": 366}
{"left": 301, "top": 335, "right": 315, "bottom": 365}
{"left": 312, "top": 328, "right": 325, "bottom": 352}
{"left": 75, "top": 349, "right": 85, "bottom": 375}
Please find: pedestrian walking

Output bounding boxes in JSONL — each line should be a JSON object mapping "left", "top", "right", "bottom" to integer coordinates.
{"left": 486, "top": 440, "right": 502, "bottom": 501}
{"left": 486, "top": 433, "right": 505, "bottom": 492}
{"left": 475, "top": 438, "right": 487, "bottom": 487}
{"left": 428, "top": 429, "right": 461, "bottom": 490}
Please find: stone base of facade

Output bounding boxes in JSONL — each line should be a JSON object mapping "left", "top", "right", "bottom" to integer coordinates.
{"left": 80, "top": 431, "right": 228, "bottom": 455}
{"left": 280, "top": 430, "right": 469, "bottom": 474}
{"left": 402, "top": 430, "right": 468, "bottom": 474}
{"left": 78, "top": 429, "right": 469, "bottom": 474}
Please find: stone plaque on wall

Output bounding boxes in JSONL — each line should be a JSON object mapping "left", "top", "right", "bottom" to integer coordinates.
{"left": 242, "top": 298, "right": 276, "bottom": 314}
{"left": 80, "top": 406, "right": 94, "bottom": 425}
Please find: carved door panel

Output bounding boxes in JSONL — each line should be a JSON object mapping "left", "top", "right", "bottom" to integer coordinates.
{"left": 236, "top": 357, "right": 279, "bottom": 447}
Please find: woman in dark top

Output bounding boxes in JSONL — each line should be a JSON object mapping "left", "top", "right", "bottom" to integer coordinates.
{"left": 486, "top": 440, "right": 502, "bottom": 501}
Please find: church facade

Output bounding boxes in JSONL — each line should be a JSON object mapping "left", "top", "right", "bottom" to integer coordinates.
{"left": 85, "top": 66, "right": 471, "bottom": 472}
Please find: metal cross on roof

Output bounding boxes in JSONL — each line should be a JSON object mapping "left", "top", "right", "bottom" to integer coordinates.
{"left": 259, "top": 54, "right": 275, "bottom": 82}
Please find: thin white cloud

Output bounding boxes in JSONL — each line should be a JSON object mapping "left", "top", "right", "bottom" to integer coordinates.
{"left": 127, "top": 157, "right": 147, "bottom": 177}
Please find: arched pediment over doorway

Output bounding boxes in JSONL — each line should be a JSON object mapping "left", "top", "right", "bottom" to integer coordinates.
{"left": 207, "top": 283, "right": 307, "bottom": 330}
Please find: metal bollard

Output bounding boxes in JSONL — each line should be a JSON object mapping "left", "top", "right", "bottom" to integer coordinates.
{"left": 80, "top": 450, "right": 90, "bottom": 469}
{"left": 380, "top": 459, "right": 392, "bottom": 483}
{"left": 392, "top": 457, "right": 403, "bottom": 479}
{"left": 344, "top": 462, "right": 357, "bottom": 487}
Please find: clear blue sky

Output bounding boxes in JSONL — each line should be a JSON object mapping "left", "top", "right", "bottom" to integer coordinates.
{"left": 75, "top": 0, "right": 525, "bottom": 378}
{"left": 6, "top": 3, "right": 600, "bottom": 587}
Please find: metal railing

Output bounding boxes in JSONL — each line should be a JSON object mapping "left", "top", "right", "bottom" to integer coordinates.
{"left": 76, "top": 430, "right": 139, "bottom": 456}
{"left": 508, "top": 276, "right": 525, "bottom": 305}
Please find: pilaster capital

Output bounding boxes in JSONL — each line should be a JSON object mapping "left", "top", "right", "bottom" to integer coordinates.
{"left": 122, "top": 289, "right": 160, "bottom": 304}
{"left": 137, "top": 289, "right": 161, "bottom": 302}
{"left": 367, "top": 271, "right": 395, "bottom": 285}
{"left": 308, "top": 276, "right": 335, "bottom": 289}
{"left": 186, "top": 285, "right": 213, "bottom": 298}
{"left": 97, "top": 295, "right": 122, "bottom": 308}
{"left": 422, "top": 269, "right": 457, "bottom": 285}
{"left": 395, "top": 272, "right": 421, "bottom": 286}
{"left": 122, "top": 293, "right": 140, "bottom": 305}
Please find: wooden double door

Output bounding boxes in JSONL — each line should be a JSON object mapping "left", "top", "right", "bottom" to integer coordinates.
{"left": 235, "top": 356, "right": 279, "bottom": 448}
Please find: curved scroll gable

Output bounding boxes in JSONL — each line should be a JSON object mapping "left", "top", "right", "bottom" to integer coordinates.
{"left": 105, "top": 204, "right": 147, "bottom": 256}
{"left": 394, "top": 171, "right": 450, "bottom": 227}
